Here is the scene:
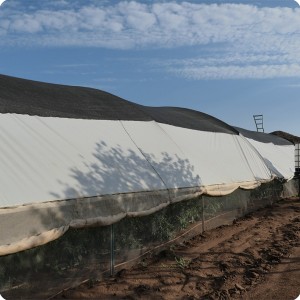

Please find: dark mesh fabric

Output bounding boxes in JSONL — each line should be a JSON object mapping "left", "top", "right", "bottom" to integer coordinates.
{"left": 0, "top": 74, "right": 151, "bottom": 121}
{"left": 142, "top": 106, "right": 238, "bottom": 134}
{"left": 235, "top": 127, "right": 293, "bottom": 146}
{"left": 0, "top": 74, "right": 237, "bottom": 134}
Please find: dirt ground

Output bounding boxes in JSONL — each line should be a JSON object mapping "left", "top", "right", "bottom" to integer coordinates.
{"left": 56, "top": 197, "right": 300, "bottom": 300}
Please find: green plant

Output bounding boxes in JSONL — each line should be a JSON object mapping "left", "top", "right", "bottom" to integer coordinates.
{"left": 175, "top": 256, "right": 190, "bottom": 270}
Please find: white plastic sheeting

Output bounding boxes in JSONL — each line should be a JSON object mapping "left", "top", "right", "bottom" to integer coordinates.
{"left": 0, "top": 113, "right": 293, "bottom": 255}
{"left": 0, "top": 115, "right": 166, "bottom": 207}
{"left": 243, "top": 137, "right": 295, "bottom": 180}
{"left": 157, "top": 123, "right": 272, "bottom": 186}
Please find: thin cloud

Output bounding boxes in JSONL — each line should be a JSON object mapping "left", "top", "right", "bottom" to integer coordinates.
{"left": 1, "top": 2, "right": 300, "bottom": 48}
{"left": 1, "top": 1, "right": 300, "bottom": 79}
{"left": 284, "top": 83, "right": 300, "bottom": 87}
{"left": 162, "top": 52, "right": 300, "bottom": 79}
{"left": 171, "top": 64, "right": 300, "bottom": 80}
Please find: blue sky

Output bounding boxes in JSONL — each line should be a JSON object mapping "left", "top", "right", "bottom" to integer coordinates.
{"left": 0, "top": 0, "right": 300, "bottom": 135}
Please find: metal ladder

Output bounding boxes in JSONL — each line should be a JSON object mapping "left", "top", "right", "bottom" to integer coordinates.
{"left": 253, "top": 115, "right": 264, "bottom": 132}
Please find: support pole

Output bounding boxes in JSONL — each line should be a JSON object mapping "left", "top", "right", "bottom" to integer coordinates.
{"left": 298, "top": 176, "right": 300, "bottom": 198}
{"left": 110, "top": 224, "right": 115, "bottom": 276}
{"left": 201, "top": 196, "right": 205, "bottom": 233}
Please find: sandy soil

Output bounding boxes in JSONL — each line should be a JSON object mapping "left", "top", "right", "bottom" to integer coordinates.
{"left": 56, "top": 197, "right": 300, "bottom": 300}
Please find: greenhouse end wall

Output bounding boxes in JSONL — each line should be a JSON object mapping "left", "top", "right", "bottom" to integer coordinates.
{"left": 0, "top": 179, "right": 298, "bottom": 299}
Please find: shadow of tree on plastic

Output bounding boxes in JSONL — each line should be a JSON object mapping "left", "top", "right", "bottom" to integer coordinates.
{"left": 50, "top": 141, "right": 201, "bottom": 199}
